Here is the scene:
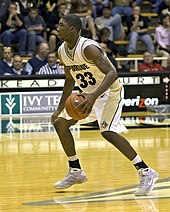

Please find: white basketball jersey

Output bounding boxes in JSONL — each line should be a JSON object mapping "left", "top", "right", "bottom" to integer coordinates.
{"left": 58, "top": 36, "right": 118, "bottom": 93}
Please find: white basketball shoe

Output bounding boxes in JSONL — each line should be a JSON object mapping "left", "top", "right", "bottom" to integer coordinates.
{"left": 135, "top": 168, "right": 159, "bottom": 196}
{"left": 53, "top": 168, "right": 88, "bottom": 189}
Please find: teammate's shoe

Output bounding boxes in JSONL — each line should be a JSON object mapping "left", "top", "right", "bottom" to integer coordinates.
{"left": 53, "top": 168, "right": 88, "bottom": 189}
{"left": 135, "top": 168, "right": 159, "bottom": 196}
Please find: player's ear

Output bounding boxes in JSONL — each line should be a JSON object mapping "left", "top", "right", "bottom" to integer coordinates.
{"left": 70, "top": 26, "right": 74, "bottom": 32}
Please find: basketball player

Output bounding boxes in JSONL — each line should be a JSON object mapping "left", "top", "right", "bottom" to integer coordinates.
{"left": 51, "top": 14, "right": 159, "bottom": 196}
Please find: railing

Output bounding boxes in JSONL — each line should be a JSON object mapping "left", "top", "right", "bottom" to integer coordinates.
{"left": 115, "top": 56, "right": 168, "bottom": 72}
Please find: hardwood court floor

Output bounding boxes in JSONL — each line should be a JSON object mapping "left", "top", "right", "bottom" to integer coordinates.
{"left": 0, "top": 117, "right": 170, "bottom": 211}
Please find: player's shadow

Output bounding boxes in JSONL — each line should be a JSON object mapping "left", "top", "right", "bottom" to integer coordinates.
{"left": 53, "top": 190, "right": 88, "bottom": 194}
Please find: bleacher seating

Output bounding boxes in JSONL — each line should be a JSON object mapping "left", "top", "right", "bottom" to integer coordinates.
{"left": 113, "top": 1, "right": 160, "bottom": 64}
{"left": 115, "top": 56, "right": 167, "bottom": 72}
{"left": 0, "top": 0, "right": 165, "bottom": 73}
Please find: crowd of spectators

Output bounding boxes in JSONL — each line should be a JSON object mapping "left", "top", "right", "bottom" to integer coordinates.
{"left": 0, "top": 0, "right": 170, "bottom": 75}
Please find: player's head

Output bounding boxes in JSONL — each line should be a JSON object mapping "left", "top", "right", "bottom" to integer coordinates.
{"left": 62, "top": 14, "right": 82, "bottom": 32}
{"left": 57, "top": 14, "right": 82, "bottom": 40}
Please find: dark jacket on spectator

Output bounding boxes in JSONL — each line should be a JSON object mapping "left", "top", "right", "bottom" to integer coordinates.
{"left": 0, "top": 60, "right": 12, "bottom": 75}
{"left": 4, "top": 67, "right": 28, "bottom": 75}
{"left": 25, "top": 56, "right": 48, "bottom": 75}
{"left": 126, "top": 15, "right": 148, "bottom": 35}
{"left": 0, "top": 12, "right": 25, "bottom": 32}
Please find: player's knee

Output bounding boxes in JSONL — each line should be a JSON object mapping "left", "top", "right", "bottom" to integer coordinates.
{"left": 101, "top": 130, "right": 109, "bottom": 139}
{"left": 53, "top": 117, "right": 77, "bottom": 132}
{"left": 53, "top": 117, "right": 67, "bottom": 132}
{"left": 101, "top": 130, "right": 117, "bottom": 140}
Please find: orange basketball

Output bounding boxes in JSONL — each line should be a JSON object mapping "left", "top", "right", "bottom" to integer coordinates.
{"left": 65, "top": 93, "right": 88, "bottom": 120}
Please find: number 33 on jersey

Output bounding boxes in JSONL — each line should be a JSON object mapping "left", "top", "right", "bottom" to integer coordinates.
{"left": 58, "top": 36, "right": 113, "bottom": 93}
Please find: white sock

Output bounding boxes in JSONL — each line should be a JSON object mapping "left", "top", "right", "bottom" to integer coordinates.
{"left": 68, "top": 155, "right": 78, "bottom": 161}
{"left": 131, "top": 155, "right": 142, "bottom": 165}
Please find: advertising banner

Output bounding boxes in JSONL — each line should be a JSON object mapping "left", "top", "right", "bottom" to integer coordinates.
{"left": 0, "top": 91, "right": 62, "bottom": 116}
{"left": 0, "top": 73, "right": 169, "bottom": 114}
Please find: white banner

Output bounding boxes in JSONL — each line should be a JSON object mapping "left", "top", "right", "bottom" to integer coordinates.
{"left": 0, "top": 76, "right": 160, "bottom": 89}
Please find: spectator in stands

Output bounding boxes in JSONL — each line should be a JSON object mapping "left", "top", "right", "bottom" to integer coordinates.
{"left": 158, "top": 0, "right": 170, "bottom": 15}
{"left": 98, "top": 27, "right": 118, "bottom": 67}
{"left": 98, "top": 27, "right": 129, "bottom": 71}
{"left": 0, "top": 47, "right": 13, "bottom": 75}
{"left": 126, "top": 6, "right": 155, "bottom": 54}
{"left": 70, "top": 0, "right": 98, "bottom": 40}
{"left": 110, "top": 0, "right": 133, "bottom": 17}
{"left": 138, "top": 51, "right": 163, "bottom": 72}
{"left": 0, "top": 0, "right": 11, "bottom": 17}
{"left": 0, "top": 2, "right": 27, "bottom": 56}
{"left": 47, "top": 1, "right": 58, "bottom": 13}
{"left": 24, "top": 7, "right": 47, "bottom": 56}
{"left": 91, "top": 0, "right": 109, "bottom": 18}
{"left": 25, "top": 0, "right": 41, "bottom": 8}
{"left": 95, "top": 6, "right": 124, "bottom": 41}
{"left": 4, "top": 54, "right": 28, "bottom": 75}
{"left": 156, "top": 13, "right": 170, "bottom": 67}
{"left": 37, "top": 51, "right": 65, "bottom": 75}
{"left": 12, "top": 0, "right": 35, "bottom": 16}
{"left": 48, "top": 2, "right": 69, "bottom": 52}
{"left": 38, "top": 0, "right": 58, "bottom": 22}
{"left": 25, "top": 42, "right": 49, "bottom": 75}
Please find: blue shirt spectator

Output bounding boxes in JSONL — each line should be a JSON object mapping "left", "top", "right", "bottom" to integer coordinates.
{"left": 24, "top": 7, "right": 47, "bottom": 56}
{"left": 25, "top": 43, "right": 49, "bottom": 75}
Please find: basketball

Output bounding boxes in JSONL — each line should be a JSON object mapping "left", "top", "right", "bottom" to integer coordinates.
{"left": 65, "top": 93, "right": 88, "bottom": 120}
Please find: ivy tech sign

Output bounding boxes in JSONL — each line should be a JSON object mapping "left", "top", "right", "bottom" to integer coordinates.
{"left": 1, "top": 94, "right": 20, "bottom": 115}
{"left": 0, "top": 91, "right": 62, "bottom": 115}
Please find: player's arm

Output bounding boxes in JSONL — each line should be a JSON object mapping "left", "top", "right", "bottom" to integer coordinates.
{"left": 57, "top": 65, "right": 75, "bottom": 112}
{"left": 84, "top": 44, "right": 118, "bottom": 99}
{"left": 51, "top": 65, "right": 75, "bottom": 124}
{"left": 77, "top": 44, "right": 118, "bottom": 115}
{"left": 55, "top": 48, "right": 75, "bottom": 112}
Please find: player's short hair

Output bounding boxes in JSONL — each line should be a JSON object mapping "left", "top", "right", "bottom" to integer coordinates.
{"left": 62, "top": 14, "right": 82, "bottom": 32}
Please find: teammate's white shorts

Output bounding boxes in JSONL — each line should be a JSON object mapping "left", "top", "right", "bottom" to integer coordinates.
{"left": 58, "top": 79, "right": 128, "bottom": 134}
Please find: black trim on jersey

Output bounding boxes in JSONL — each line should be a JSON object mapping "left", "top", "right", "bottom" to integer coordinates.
{"left": 108, "top": 86, "right": 122, "bottom": 131}
{"left": 81, "top": 39, "right": 95, "bottom": 65}
{"left": 82, "top": 39, "right": 107, "bottom": 65}
{"left": 58, "top": 47, "right": 64, "bottom": 65}
{"left": 64, "top": 36, "right": 81, "bottom": 61}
